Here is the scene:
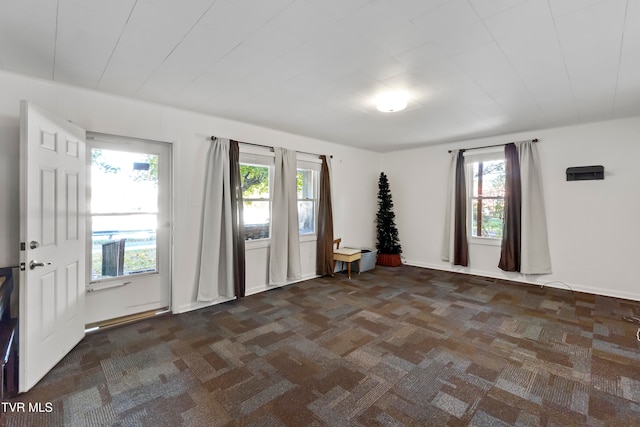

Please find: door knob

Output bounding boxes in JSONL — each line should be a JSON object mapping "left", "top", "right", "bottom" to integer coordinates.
{"left": 29, "top": 260, "right": 51, "bottom": 270}
{"left": 30, "top": 241, "right": 40, "bottom": 249}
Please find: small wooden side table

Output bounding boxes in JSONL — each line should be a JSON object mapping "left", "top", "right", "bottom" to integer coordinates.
{"left": 333, "top": 248, "right": 362, "bottom": 279}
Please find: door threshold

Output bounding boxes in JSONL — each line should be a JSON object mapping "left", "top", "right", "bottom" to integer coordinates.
{"left": 85, "top": 307, "right": 170, "bottom": 333}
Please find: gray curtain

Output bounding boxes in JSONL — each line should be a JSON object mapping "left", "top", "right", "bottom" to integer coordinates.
{"left": 230, "top": 140, "right": 246, "bottom": 297}
{"left": 316, "top": 155, "right": 334, "bottom": 276}
{"left": 195, "top": 138, "right": 234, "bottom": 301}
{"left": 518, "top": 140, "right": 552, "bottom": 274}
{"left": 441, "top": 150, "right": 458, "bottom": 262}
{"left": 269, "top": 147, "right": 301, "bottom": 285}
{"left": 498, "top": 140, "right": 551, "bottom": 274}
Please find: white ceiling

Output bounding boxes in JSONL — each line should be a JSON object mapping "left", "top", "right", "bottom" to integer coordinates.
{"left": 1, "top": 0, "right": 638, "bottom": 151}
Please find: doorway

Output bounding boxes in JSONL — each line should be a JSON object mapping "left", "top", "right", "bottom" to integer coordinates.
{"left": 85, "top": 133, "right": 172, "bottom": 326}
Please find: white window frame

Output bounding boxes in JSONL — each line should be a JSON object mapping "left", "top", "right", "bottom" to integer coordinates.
{"left": 465, "top": 149, "right": 505, "bottom": 246}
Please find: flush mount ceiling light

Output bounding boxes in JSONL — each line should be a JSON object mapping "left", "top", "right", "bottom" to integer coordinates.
{"left": 375, "top": 91, "right": 409, "bottom": 113}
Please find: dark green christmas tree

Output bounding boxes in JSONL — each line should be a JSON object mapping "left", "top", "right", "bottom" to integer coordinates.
{"left": 376, "top": 172, "right": 402, "bottom": 254}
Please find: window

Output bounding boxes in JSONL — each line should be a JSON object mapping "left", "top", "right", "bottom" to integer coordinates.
{"left": 297, "top": 167, "right": 318, "bottom": 235}
{"left": 89, "top": 148, "right": 159, "bottom": 280}
{"left": 239, "top": 151, "right": 320, "bottom": 240}
{"left": 240, "top": 162, "right": 271, "bottom": 240}
{"left": 468, "top": 156, "right": 505, "bottom": 239}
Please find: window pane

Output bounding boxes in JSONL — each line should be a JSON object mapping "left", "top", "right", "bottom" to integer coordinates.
{"left": 298, "top": 200, "right": 315, "bottom": 234}
{"left": 471, "top": 158, "right": 505, "bottom": 239}
{"left": 472, "top": 160, "right": 505, "bottom": 198}
{"left": 471, "top": 199, "right": 504, "bottom": 238}
{"left": 240, "top": 164, "right": 269, "bottom": 198}
{"left": 297, "top": 169, "right": 313, "bottom": 199}
{"left": 297, "top": 169, "right": 316, "bottom": 234}
{"left": 91, "top": 214, "right": 157, "bottom": 280}
{"left": 244, "top": 200, "right": 270, "bottom": 240}
{"left": 240, "top": 163, "right": 270, "bottom": 240}
{"left": 91, "top": 149, "right": 158, "bottom": 214}
{"left": 472, "top": 199, "right": 479, "bottom": 236}
{"left": 91, "top": 148, "right": 159, "bottom": 281}
{"left": 471, "top": 163, "right": 480, "bottom": 197}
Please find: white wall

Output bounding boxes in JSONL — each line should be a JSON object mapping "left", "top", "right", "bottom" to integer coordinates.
{"left": 5, "top": 68, "right": 635, "bottom": 313}
{"left": 383, "top": 116, "right": 640, "bottom": 301}
{"left": 0, "top": 70, "right": 380, "bottom": 316}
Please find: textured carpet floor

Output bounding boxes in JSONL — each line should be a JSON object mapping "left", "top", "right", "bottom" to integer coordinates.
{"left": 2, "top": 266, "right": 640, "bottom": 426}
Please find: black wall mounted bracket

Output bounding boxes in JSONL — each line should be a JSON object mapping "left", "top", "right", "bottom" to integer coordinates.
{"left": 566, "top": 165, "right": 604, "bottom": 181}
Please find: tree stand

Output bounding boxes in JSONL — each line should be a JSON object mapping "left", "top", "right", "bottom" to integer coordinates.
{"left": 376, "top": 253, "right": 402, "bottom": 267}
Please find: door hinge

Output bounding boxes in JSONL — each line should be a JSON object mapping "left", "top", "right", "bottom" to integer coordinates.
{"left": 21, "top": 242, "right": 26, "bottom": 251}
{"left": 20, "top": 262, "right": 26, "bottom": 271}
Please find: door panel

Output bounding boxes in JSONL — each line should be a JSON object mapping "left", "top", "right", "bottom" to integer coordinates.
{"left": 66, "top": 172, "right": 80, "bottom": 240}
{"left": 65, "top": 261, "right": 80, "bottom": 320}
{"left": 41, "top": 168, "right": 56, "bottom": 245}
{"left": 19, "top": 100, "right": 86, "bottom": 392}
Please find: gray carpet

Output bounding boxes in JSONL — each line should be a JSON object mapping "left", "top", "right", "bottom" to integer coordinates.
{"left": 2, "top": 265, "right": 640, "bottom": 426}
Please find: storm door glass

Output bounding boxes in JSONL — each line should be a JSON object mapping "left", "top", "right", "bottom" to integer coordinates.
{"left": 90, "top": 149, "right": 158, "bottom": 280}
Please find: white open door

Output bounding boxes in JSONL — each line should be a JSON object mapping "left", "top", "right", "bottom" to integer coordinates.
{"left": 19, "top": 100, "right": 87, "bottom": 392}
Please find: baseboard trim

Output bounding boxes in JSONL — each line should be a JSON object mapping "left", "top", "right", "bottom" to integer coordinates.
{"left": 173, "top": 296, "right": 236, "bottom": 314}
{"left": 404, "top": 259, "right": 640, "bottom": 302}
{"left": 175, "top": 274, "right": 322, "bottom": 313}
{"left": 246, "top": 274, "right": 320, "bottom": 296}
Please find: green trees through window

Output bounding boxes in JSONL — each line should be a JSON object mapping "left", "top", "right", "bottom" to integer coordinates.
{"left": 240, "top": 164, "right": 270, "bottom": 240}
{"left": 240, "top": 163, "right": 317, "bottom": 239}
{"left": 470, "top": 159, "right": 505, "bottom": 239}
{"left": 90, "top": 149, "right": 160, "bottom": 280}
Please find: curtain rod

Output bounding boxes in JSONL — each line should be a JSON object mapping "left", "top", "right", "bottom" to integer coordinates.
{"left": 448, "top": 138, "right": 539, "bottom": 153}
{"left": 210, "top": 136, "right": 332, "bottom": 158}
